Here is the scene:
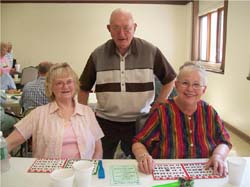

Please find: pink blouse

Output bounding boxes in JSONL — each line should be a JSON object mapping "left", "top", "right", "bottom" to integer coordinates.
{"left": 61, "top": 124, "right": 81, "bottom": 159}
{"left": 0, "top": 56, "right": 11, "bottom": 73}
{"left": 15, "top": 99, "right": 104, "bottom": 159}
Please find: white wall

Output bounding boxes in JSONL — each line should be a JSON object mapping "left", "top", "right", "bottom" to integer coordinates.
{"left": 1, "top": 2, "right": 249, "bottom": 135}
{"left": 0, "top": 3, "right": 2, "bottom": 42}
{"left": 1, "top": 3, "right": 190, "bottom": 76}
{"left": 203, "top": 0, "right": 250, "bottom": 135}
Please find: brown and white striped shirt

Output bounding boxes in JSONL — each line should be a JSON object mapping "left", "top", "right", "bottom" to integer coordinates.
{"left": 79, "top": 38, "right": 176, "bottom": 122}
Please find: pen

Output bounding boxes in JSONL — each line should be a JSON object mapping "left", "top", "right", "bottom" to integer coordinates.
{"left": 152, "top": 178, "right": 194, "bottom": 187}
{"left": 98, "top": 160, "right": 105, "bottom": 179}
{"left": 152, "top": 182, "right": 179, "bottom": 187}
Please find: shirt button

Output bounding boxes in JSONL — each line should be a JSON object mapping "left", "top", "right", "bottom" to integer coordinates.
{"left": 190, "top": 143, "right": 194, "bottom": 147}
{"left": 190, "top": 130, "right": 192, "bottom": 133}
{"left": 188, "top": 117, "right": 191, "bottom": 120}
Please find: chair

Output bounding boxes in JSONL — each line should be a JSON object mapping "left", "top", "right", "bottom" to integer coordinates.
{"left": 135, "top": 113, "right": 150, "bottom": 133}
{"left": 19, "top": 107, "right": 34, "bottom": 157}
{"left": 20, "top": 66, "right": 38, "bottom": 87}
{"left": 6, "top": 107, "right": 35, "bottom": 157}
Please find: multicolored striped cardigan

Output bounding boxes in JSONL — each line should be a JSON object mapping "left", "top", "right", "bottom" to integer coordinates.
{"left": 133, "top": 99, "right": 232, "bottom": 159}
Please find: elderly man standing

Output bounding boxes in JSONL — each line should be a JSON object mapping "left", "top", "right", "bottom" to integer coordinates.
{"left": 20, "top": 61, "right": 53, "bottom": 112}
{"left": 78, "top": 8, "right": 176, "bottom": 159}
{"left": 5, "top": 42, "right": 14, "bottom": 69}
{"left": 5, "top": 42, "right": 16, "bottom": 76}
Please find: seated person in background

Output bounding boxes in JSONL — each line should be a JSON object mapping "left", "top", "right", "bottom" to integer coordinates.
{"left": 20, "top": 61, "right": 53, "bottom": 112}
{"left": 0, "top": 42, "right": 12, "bottom": 74}
{"left": 132, "top": 62, "right": 232, "bottom": 176}
{"left": 6, "top": 62, "right": 104, "bottom": 159}
{"left": 0, "top": 67, "right": 17, "bottom": 92}
{"left": 0, "top": 105, "right": 17, "bottom": 137}
{"left": 0, "top": 89, "right": 18, "bottom": 137}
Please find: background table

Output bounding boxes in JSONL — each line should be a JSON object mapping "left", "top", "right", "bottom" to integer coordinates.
{"left": 2, "top": 93, "right": 22, "bottom": 116}
{"left": 1, "top": 157, "right": 249, "bottom": 187}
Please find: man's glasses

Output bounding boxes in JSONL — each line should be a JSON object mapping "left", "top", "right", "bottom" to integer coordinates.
{"left": 178, "top": 80, "right": 205, "bottom": 90}
{"left": 110, "top": 25, "right": 133, "bottom": 33}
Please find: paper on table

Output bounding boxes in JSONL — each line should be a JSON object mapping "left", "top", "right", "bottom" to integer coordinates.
{"left": 110, "top": 165, "right": 140, "bottom": 185}
{"left": 28, "top": 158, "right": 98, "bottom": 175}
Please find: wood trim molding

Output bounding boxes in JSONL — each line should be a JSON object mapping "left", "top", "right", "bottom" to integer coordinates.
{"left": 221, "top": 0, "right": 228, "bottom": 72}
{"left": 191, "top": 0, "right": 198, "bottom": 61}
{"left": 1, "top": 0, "right": 192, "bottom": 5}
{"left": 223, "top": 120, "right": 250, "bottom": 145}
{"left": 191, "top": 0, "right": 227, "bottom": 73}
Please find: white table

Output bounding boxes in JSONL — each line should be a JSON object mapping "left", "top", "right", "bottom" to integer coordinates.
{"left": 2, "top": 93, "right": 22, "bottom": 116}
{"left": 1, "top": 157, "right": 249, "bottom": 187}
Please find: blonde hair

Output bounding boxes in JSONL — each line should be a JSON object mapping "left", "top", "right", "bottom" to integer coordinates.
{"left": 45, "top": 62, "right": 79, "bottom": 101}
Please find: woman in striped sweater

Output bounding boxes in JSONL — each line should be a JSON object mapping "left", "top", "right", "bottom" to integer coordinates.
{"left": 132, "top": 62, "right": 232, "bottom": 176}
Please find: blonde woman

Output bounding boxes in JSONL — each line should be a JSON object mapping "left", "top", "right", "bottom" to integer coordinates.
{"left": 7, "top": 63, "right": 104, "bottom": 159}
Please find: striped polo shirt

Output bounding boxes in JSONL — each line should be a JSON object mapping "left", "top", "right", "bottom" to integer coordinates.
{"left": 133, "top": 99, "right": 232, "bottom": 159}
{"left": 79, "top": 38, "right": 176, "bottom": 122}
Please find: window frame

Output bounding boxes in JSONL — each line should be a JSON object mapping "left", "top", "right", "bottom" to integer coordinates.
{"left": 199, "top": 8, "right": 224, "bottom": 62}
{"left": 192, "top": 0, "right": 228, "bottom": 74}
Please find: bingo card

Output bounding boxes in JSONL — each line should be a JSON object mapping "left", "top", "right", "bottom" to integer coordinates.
{"left": 27, "top": 158, "right": 66, "bottom": 173}
{"left": 28, "top": 158, "right": 98, "bottom": 174}
{"left": 153, "top": 162, "right": 224, "bottom": 180}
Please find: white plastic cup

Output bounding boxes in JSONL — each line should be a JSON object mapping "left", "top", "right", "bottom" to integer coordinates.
{"left": 14, "top": 74, "right": 19, "bottom": 80}
{"left": 227, "top": 158, "right": 247, "bottom": 186}
{"left": 72, "top": 160, "right": 93, "bottom": 187}
{"left": 50, "top": 168, "right": 74, "bottom": 187}
{"left": 15, "top": 64, "right": 21, "bottom": 73}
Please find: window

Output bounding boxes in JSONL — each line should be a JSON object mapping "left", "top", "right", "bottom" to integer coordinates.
{"left": 199, "top": 8, "right": 224, "bottom": 64}
{"left": 192, "top": 0, "right": 228, "bottom": 73}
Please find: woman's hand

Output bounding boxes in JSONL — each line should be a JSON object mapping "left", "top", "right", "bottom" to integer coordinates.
{"left": 137, "top": 153, "right": 154, "bottom": 175}
{"left": 205, "top": 144, "right": 230, "bottom": 176}
{"left": 132, "top": 142, "right": 154, "bottom": 174}
{"left": 205, "top": 154, "right": 227, "bottom": 176}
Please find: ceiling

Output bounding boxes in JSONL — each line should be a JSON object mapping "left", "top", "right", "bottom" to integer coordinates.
{"left": 1, "top": 0, "right": 193, "bottom": 5}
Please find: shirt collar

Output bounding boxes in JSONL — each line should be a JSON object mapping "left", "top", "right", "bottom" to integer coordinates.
{"left": 49, "top": 97, "right": 86, "bottom": 116}
{"left": 37, "top": 76, "right": 46, "bottom": 81}
{"left": 108, "top": 38, "right": 138, "bottom": 56}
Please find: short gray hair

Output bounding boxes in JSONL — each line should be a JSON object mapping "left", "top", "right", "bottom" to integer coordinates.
{"left": 177, "top": 62, "right": 207, "bottom": 86}
{"left": 109, "top": 8, "right": 134, "bottom": 24}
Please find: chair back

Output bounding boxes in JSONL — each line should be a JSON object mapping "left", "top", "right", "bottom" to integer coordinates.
{"left": 5, "top": 106, "right": 35, "bottom": 157}
{"left": 20, "top": 66, "right": 38, "bottom": 86}
{"left": 19, "top": 107, "right": 35, "bottom": 157}
{"left": 135, "top": 113, "right": 150, "bottom": 133}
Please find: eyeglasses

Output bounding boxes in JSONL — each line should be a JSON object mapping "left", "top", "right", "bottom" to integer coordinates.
{"left": 178, "top": 80, "right": 205, "bottom": 90}
{"left": 54, "top": 79, "right": 74, "bottom": 88}
{"left": 110, "top": 25, "right": 133, "bottom": 33}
